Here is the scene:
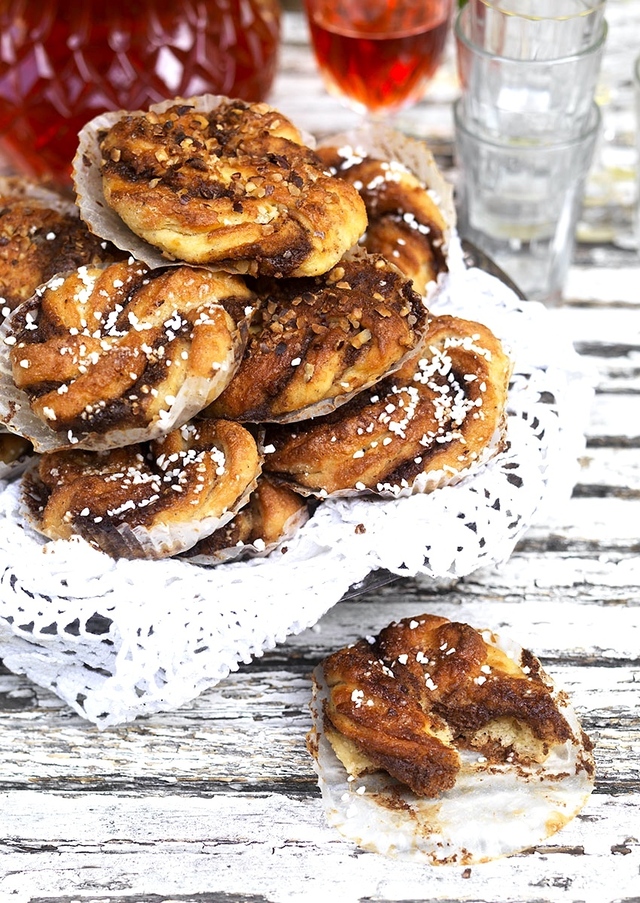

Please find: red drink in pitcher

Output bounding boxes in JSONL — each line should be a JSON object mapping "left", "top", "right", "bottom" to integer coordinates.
{"left": 305, "top": 0, "right": 453, "bottom": 115}
{"left": 0, "top": 0, "right": 281, "bottom": 185}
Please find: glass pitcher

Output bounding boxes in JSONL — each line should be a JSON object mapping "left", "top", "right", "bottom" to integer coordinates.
{"left": 0, "top": 0, "right": 281, "bottom": 185}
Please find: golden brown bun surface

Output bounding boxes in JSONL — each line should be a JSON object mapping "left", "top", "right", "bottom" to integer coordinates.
{"left": 263, "top": 314, "right": 512, "bottom": 496}
{"left": 204, "top": 253, "right": 428, "bottom": 423}
{"left": 99, "top": 99, "right": 368, "bottom": 277}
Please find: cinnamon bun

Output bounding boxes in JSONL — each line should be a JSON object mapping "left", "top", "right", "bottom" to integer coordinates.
{"left": 204, "top": 252, "right": 428, "bottom": 423}
{"left": 1, "top": 258, "right": 256, "bottom": 451}
{"left": 317, "top": 142, "right": 450, "bottom": 296}
{"left": 308, "top": 613, "right": 595, "bottom": 863}
{"left": 263, "top": 314, "right": 512, "bottom": 496}
{"left": 92, "top": 98, "right": 368, "bottom": 277}
{"left": 21, "top": 418, "right": 261, "bottom": 559}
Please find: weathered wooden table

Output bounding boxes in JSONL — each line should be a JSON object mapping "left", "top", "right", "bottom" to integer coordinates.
{"left": 1, "top": 3, "right": 639, "bottom": 901}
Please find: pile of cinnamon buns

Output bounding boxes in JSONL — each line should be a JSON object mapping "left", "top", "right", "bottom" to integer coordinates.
{"left": 0, "top": 96, "right": 511, "bottom": 563}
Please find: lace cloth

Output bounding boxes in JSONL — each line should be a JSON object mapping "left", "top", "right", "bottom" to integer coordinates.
{"left": 0, "top": 247, "right": 594, "bottom": 726}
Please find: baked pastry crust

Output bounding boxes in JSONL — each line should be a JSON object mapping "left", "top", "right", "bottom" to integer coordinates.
{"left": 0, "top": 429, "right": 32, "bottom": 477}
{"left": 181, "top": 473, "right": 308, "bottom": 564}
{"left": 320, "top": 613, "right": 580, "bottom": 799}
{"left": 97, "top": 98, "right": 368, "bottom": 277}
{"left": 204, "top": 252, "right": 428, "bottom": 423}
{"left": 309, "top": 614, "right": 595, "bottom": 864}
{"left": 317, "top": 146, "right": 448, "bottom": 296}
{"left": 0, "top": 177, "right": 122, "bottom": 318}
{"left": 21, "top": 418, "right": 261, "bottom": 559}
{"left": 263, "top": 314, "right": 512, "bottom": 496}
{"left": 3, "top": 259, "right": 256, "bottom": 450}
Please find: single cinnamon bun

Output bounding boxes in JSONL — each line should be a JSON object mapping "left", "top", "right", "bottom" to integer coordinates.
{"left": 21, "top": 418, "right": 261, "bottom": 560}
{"left": 92, "top": 98, "right": 368, "bottom": 277}
{"left": 263, "top": 314, "right": 512, "bottom": 497}
{"left": 203, "top": 252, "right": 428, "bottom": 423}
{"left": 317, "top": 144, "right": 449, "bottom": 296}
{"left": 318, "top": 612, "right": 579, "bottom": 798}
{"left": 308, "top": 613, "right": 595, "bottom": 864}
{"left": 1, "top": 258, "right": 256, "bottom": 451}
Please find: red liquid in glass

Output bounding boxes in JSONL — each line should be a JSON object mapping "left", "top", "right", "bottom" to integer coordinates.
{"left": 306, "top": 1, "right": 452, "bottom": 114}
{"left": 0, "top": 0, "right": 281, "bottom": 185}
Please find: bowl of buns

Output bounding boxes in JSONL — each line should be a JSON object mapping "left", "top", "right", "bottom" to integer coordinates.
{"left": 0, "top": 96, "right": 592, "bottom": 730}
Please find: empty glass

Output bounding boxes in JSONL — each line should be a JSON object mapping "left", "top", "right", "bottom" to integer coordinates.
{"left": 455, "top": 6, "right": 606, "bottom": 141}
{"left": 454, "top": 99, "right": 601, "bottom": 303}
{"left": 466, "top": 0, "right": 607, "bottom": 61}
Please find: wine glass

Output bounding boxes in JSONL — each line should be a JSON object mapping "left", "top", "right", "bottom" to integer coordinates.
{"left": 303, "top": 0, "right": 454, "bottom": 125}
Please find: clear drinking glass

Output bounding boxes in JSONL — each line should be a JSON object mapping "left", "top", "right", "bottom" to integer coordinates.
{"left": 303, "top": 0, "right": 454, "bottom": 120}
{"left": 467, "top": 0, "right": 607, "bottom": 61}
{"left": 455, "top": 5, "right": 607, "bottom": 140}
{"left": 454, "top": 99, "right": 601, "bottom": 303}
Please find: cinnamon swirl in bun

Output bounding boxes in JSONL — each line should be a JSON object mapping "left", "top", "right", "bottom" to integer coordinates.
{"left": 263, "top": 314, "right": 511, "bottom": 497}
{"left": 204, "top": 252, "right": 428, "bottom": 424}
{"left": 93, "top": 98, "right": 368, "bottom": 277}
{"left": 308, "top": 613, "right": 595, "bottom": 863}
{"left": 1, "top": 258, "right": 256, "bottom": 451}
{"left": 21, "top": 418, "right": 261, "bottom": 560}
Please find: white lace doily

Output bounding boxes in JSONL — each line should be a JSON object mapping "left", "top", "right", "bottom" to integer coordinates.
{"left": 0, "top": 247, "right": 594, "bottom": 726}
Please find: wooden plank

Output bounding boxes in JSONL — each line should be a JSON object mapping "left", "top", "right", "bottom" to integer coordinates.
{"left": 1, "top": 597, "right": 637, "bottom": 791}
{"left": 587, "top": 394, "right": 640, "bottom": 444}
{"left": 455, "top": 551, "right": 640, "bottom": 603}
{"left": 578, "top": 355, "right": 640, "bottom": 394}
{"left": 518, "top": 496, "right": 640, "bottom": 551}
{"left": 548, "top": 306, "right": 640, "bottom": 350}
{"left": 575, "top": 447, "right": 640, "bottom": 496}
{"left": 285, "top": 592, "right": 640, "bottom": 665}
{"left": 0, "top": 792, "right": 638, "bottom": 902}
